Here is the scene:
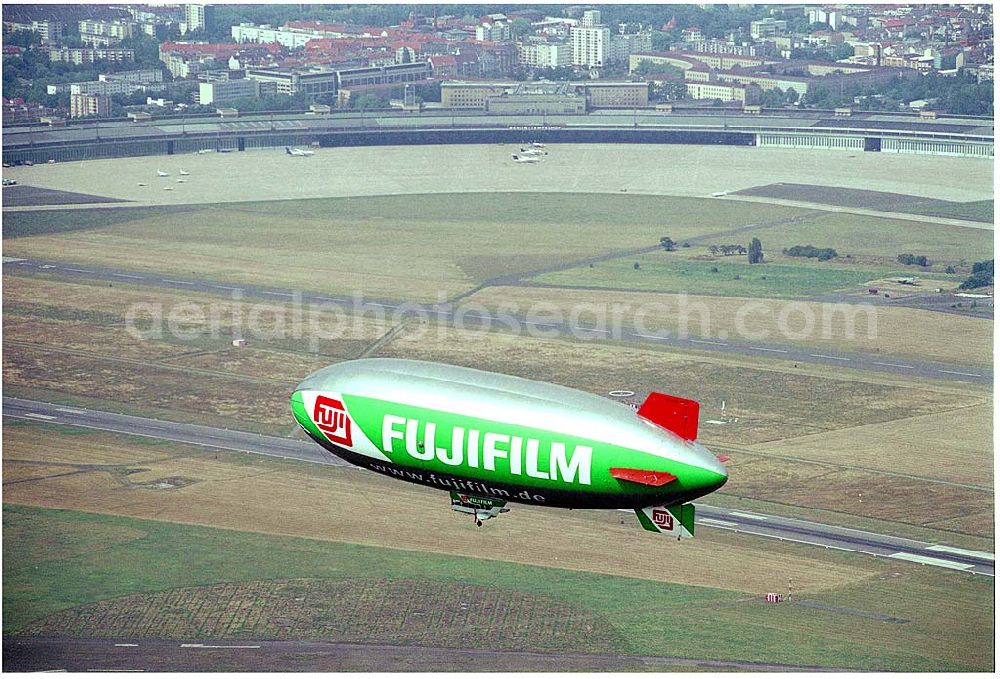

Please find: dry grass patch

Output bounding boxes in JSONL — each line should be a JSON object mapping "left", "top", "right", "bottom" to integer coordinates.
{"left": 163, "top": 348, "right": 334, "bottom": 383}
{"left": 467, "top": 286, "right": 992, "bottom": 366}
{"left": 4, "top": 316, "right": 188, "bottom": 360}
{"left": 754, "top": 403, "right": 993, "bottom": 487}
{"left": 725, "top": 456, "right": 993, "bottom": 537}
{"left": 4, "top": 343, "right": 292, "bottom": 428}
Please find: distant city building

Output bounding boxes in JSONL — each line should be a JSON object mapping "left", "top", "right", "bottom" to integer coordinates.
{"left": 686, "top": 81, "right": 761, "bottom": 104}
{"left": 79, "top": 19, "right": 137, "bottom": 47}
{"left": 690, "top": 40, "right": 762, "bottom": 57}
{"left": 749, "top": 18, "right": 787, "bottom": 39}
{"left": 70, "top": 93, "right": 111, "bottom": 118}
{"left": 49, "top": 47, "right": 134, "bottom": 65}
{"left": 518, "top": 41, "right": 573, "bottom": 69}
{"left": 476, "top": 20, "right": 510, "bottom": 42}
{"left": 441, "top": 80, "right": 648, "bottom": 111}
{"left": 185, "top": 4, "right": 213, "bottom": 34}
{"left": 4, "top": 19, "right": 63, "bottom": 44}
{"left": 198, "top": 78, "right": 261, "bottom": 105}
{"left": 581, "top": 10, "right": 602, "bottom": 28}
{"left": 571, "top": 23, "right": 611, "bottom": 66}
{"left": 232, "top": 22, "right": 348, "bottom": 48}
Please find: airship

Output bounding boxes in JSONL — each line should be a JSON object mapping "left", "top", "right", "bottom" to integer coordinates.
{"left": 291, "top": 359, "right": 727, "bottom": 538}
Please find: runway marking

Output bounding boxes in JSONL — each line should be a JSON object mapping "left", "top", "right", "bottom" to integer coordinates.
{"left": 926, "top": 545, "right": 994, "bottom": 561}
{"left": 690, "top": 339, "right": 727, "bottom": 346}
{"left": 1, "top": 256, "right": 26, "bottom": 263}
{"left": 162, "top": 279, "right": 194, "bottom": 285}
{"left": 888, "top": 552, "right": 973, "bottom": 571}
{"left": 750, "top": 347, "right": 788, "bottom": 353}
{"left": 699, "top": 518, "right": 737, "bottom": 527}
{"left": 365, "top": 302, "right": 396, "bottom": 308}
{"left": 211, "top": 285, "right": 241, "bottom": 291}
{"left": 180, "top": 644, "right": 261, "bottom": 649}
{"left": 573, "top": 326, "right": 610, "bottom": 333}
{"left": 111, "top": 273, "right": 145, "bottom": 279}
{"left": 809, "top": 354, "right": 850, "bottom": 361}
{"left": 633, "top": 333, "right": 668, "bottom": 340}
{"left": 22, "top": 413, "right": 56, "bottom": 420}
{"left": 524, "top": 321, "right": 559, "bottom": 327}
{"left": 729, "top": 511, "right": 767, "bottom": 520}
{"left": 872, "top": 361, "right": 915, "bottom": 369}
{"left": 55, "top": 407, "right": 86, "bottom": 414}
{"left": 114, "top": 644, "right": 139, "bottom": 647}
{"left": 64, "top": 268, "right": 95, "bottom": 273}
{"left": 465, "top": 314, "right": 497, "bottom": 321}
{"left": 937, "top": 369, "right": 982, "bottom": 377}
{"left": 263, "top": 291, "right": 294, "bottom": 297}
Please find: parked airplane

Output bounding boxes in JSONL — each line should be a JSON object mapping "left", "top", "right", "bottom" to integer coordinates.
{"left": 518, "top": 147, "right": 547, "bottom": 157}
{"left": 511, "top": 154, "right": 542, "bottom": 164}
{"left": 179, "top": 169, "right": 190, "bottom": 176}
{"left": 529, "top": 141, "right": 546, "bottom": 148}
{"left": 156, "top": 170, "right": 170, "bottom": 177}
{"left": 286, "top": 147, "right": 315, "bottom": 157}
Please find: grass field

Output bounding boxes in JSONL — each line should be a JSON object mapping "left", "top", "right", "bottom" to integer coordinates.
{"left": 4, "top": 503, "right": 993, "bottom": 671}
{"left": 2, "top": 193, "right": 810, "bottom": 302}
{"left": 468, "top": 285, "right": 993, "bottom": 367}
{"left": 894, "top": 199, "right": 994, "bottom": 223}
{"left": 533, "top": 251, "right": 943, "bottom": 298}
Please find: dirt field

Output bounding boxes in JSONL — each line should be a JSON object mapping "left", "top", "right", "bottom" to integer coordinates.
{"left": 467, "top": 286, "right": 993, "bottom": 367}
{"left": 3, "top": 144, "right": 992, "bottom": 205}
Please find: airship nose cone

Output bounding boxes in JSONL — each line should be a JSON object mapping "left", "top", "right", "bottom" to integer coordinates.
{"left": 692, "top": 447, "right": 728, "bottom": 493}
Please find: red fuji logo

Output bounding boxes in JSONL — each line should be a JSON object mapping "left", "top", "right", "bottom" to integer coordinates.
{"left": 313, "top": 395, "right": 353, "bottom": 447}
{"left": 652, "top": 508, "right": 674, "bottom": 531}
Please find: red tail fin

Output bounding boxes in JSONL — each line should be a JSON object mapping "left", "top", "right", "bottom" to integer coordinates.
{"left": 638, "top": 392, "right": 699, "bottom": 441}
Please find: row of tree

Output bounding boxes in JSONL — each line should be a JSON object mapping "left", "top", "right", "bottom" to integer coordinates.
{"left": 897, "top": 253, "right": 930, "bottom": 267}
{"left": 959, "top": 259, "right": 994, "bottom": 289}
{"left": 783, "top": 245, "right": 839, "bottom": 261}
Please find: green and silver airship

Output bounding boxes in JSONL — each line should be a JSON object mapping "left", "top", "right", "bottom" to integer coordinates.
{"left": 291, "top": 358, "right": 727, "bottom": 538}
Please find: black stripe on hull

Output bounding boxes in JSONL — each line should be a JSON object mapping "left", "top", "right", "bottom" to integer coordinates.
{"left": 306, "top": 433, "right": 715, "bottom": 509}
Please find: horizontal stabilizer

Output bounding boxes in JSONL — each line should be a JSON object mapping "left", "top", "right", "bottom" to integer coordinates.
{"left": 638, "top": 392, "right": 699, "bottom": 441}
{"left": 610, "top": 467, "right": 677, "bottom": 487}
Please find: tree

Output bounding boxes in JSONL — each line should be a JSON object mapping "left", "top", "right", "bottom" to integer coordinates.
{"left": 748, "top": 237, "right": 764, "bottom": 264}
{"left": 660, "top": 236, "right": 676, "bottom": 251}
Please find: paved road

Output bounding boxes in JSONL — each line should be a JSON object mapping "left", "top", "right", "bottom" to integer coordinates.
{"left": 4, "top": 257, "right": 992, "bottom": 385}
{"left": 4, "top": 396, "right": 993, "bottom": 577}
{"left": 1, "top": 636, "right": 857, "bottom": 672}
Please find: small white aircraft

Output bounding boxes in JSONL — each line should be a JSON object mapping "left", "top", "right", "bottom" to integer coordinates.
{"left": 196, "top": 149, "right": 213, "bottom": 155}
{"left": 286, "top": 146, "right": 315, "bottom": 157}
{"left": 179, "top": 169, "right": 190, "bottom": 176}
{"left": 177, "top": 179, "right": 187, "bottom": 183}
{"left": 518, "top": 147, "right": 547, "bottom": 157}
{"left": 157, "top": 170, "right": 170, "bottom": 177}
{"left": 511, "top": 154, "right": 542, "bottom": 164}
{"left": 529, "top": 141, "right": 546, "bottom": 148}
{"left": 137, "top": 182, "right": 147, "bottom": 187}
{"left": 164, "top": 186, "right": 174, "bottom": 191}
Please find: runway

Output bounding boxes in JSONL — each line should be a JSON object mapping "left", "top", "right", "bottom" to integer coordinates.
{"left": 1, "top": 636, "right": 858, "bottom": 672}
{"left": 4, "top": 257, "right": 992, "bottom": 385}
{"left": 5, "top": 396, "right": 993, "bottom": 577}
